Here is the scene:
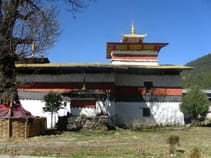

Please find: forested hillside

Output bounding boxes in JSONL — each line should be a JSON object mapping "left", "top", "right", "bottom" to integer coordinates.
{"left": 182, "top": 53, "right": 211, "bottom": 89}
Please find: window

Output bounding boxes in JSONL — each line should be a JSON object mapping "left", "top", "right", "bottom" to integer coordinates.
{"left": 143, "top": 108, "right": 151, "bottom": 117}
{"left": 144, "top": 81, "right": 153, "bottom": 94}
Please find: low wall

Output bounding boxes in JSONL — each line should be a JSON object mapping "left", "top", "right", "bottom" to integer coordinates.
{"left": 0, "top": 117, "right": 46, "bottom": 139}
{"left": 57, "top": 115, "right": 109, "bottom": 131}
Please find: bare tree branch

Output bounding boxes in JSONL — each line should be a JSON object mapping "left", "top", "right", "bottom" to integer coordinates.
{"left": 0, "top": 0, "right": 91, "bottom": 104}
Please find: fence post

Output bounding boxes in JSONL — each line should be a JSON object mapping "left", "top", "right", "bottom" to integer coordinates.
{"left": 8, "top": 118, "right": 11, "bottom": 138}
{"left": 25, "top": 119, "right": 28, "bottom": 139}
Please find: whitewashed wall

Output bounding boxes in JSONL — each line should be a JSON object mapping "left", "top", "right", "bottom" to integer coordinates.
{"left": 20, "top": 99, "right": 115, "bottom": 128}
{"left": 71, "top": 107, "right": 96, "bottom": 117}
{"left": 20, "top": 99, "right": 184, "bottom": 128}
{"left": 71, "top": 101, "right": 115, "bottom": 116}
{"left": 111, "top": 60, "right": 158, "bottom": 66}
{"left": 20, "top": 99, "right": 70, "bottom": 128}
{"left": 111, "top": 50, "right": 159, "bottom": 66}
{"left": 115, "top": 102, "right": 184, "bottom": 127}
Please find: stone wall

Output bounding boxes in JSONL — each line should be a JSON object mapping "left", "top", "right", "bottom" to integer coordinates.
{"left": 57, "top": 115, "right": 109, "bottom": 131}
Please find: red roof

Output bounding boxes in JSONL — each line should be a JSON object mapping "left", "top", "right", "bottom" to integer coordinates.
{"left": 0, "top": 104, "right": 34, "bottom": 119}
{"left": 106, "top": 42, "right": 168, "bottom": 58}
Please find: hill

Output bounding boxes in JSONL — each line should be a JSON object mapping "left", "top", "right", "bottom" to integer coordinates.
{"left": 182, "top": 53, "right": 211, "bottom": 89}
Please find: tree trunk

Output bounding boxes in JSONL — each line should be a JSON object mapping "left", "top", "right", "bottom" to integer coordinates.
{"left": 0, "top": 52, "right": 19, "bottom": 105}
{"left": 0, "top": 1, "right": 19, "bottom": 105}
{"left": 51, "top": 111, "right": 53, "bottom": 128}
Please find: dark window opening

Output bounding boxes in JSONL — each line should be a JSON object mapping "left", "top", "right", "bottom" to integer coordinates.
{"left": 143, "top": 107, "right": 151, "bottom": 117}
{"left": 144, "top": 81, "right": 153, "bottom": 94}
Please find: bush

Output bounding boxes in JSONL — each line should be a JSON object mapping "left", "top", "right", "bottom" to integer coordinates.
{"left": 167, "top": 135, "right": 180, "bottom": 156}
{"left": 182, "top": 86, "right": 209, "bottom": 120}
{"left": 43, "top": 92, "right": 62, "bottom": 128}
{"left": 189, "top": 147, "right": 201, "bottom": 158}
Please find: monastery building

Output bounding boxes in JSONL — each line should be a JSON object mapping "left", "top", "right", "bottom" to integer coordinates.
{"left": 16, "top": 24, "right": 191, "bottom": 128}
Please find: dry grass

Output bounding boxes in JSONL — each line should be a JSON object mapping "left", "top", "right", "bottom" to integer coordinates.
{"left": 0, "top": 127, "right": 211, "bottom": 157}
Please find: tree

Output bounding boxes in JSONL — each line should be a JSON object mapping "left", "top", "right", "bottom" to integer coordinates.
{"left": 181, "top": 86, "right": 210, "bottom": 120}
{"left": 0, "top": 0, "right": 89, "bottom": 105}
{"left": 43, "top": 92, "right": 62, "bottom": 128}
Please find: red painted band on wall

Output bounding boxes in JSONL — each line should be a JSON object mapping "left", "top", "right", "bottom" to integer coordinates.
{"left": 17, "top": 82, "right": 116, "bottom": 93}
{"left": 71, "top": 100, "right": 96, "bottom": 108}
{"left": 18, "top": 82, "right": 182, "bottom": 96}
{"left": 111, "top": 55, "right": 158, "bottom": 60}
{"left": 116, "top": 87, "right": 182, "bottom": 96}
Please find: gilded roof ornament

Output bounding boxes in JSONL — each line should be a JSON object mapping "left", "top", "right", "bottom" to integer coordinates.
{"left": 31, "top": 41, "right": 35, "bottom": 57}
{"left": 121, "top": 22, "right": 147, "bottom": 43}
{"left": 131, "top": 22, "right": 136, "bottom": 34}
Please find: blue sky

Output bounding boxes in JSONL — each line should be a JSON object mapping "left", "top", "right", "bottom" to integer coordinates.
{"left": 46, "top": 0, "right": 211, "bottom": 65}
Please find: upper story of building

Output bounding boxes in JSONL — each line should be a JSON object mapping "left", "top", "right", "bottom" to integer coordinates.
{"left": 16, "top": 23, "right": 191, "bottom": 78}
{"left": 106, "top": 23, "right": 168, "bottom": 66}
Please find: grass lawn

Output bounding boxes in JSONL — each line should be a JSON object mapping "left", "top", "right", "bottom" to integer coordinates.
{"left": 0, "top": 127, "right": 211, "bottom": 157}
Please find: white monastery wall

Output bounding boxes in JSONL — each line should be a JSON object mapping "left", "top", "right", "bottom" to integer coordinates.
{"left": 20, "top": 99, "right": 70, "bottom": 128}
{"left": 20, "top": 99, "right": 115, "bottom": 128}
{"left": 115, "top": 102, "right": 184, "bottom": 127}
{"left": 18, "top": 73, "right": 184, "bottom": 128}
{"left": 111, "top": 60, "right": 158, "bottom": 66}
{"left": 71, "top": 107, "right": 96, "bottom": 117}
{"left": 71, "top": 101, "right": 115, "bottom": 117}
{"left": 115, "top": 74, "right": 182, "bottom": 87}
{"left": 111, "top": 50, "right": 159, "bottom": 66}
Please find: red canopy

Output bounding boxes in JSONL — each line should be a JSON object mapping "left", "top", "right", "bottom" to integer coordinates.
{"left": 0, "top": 104, "right": 34, "bottom": 119}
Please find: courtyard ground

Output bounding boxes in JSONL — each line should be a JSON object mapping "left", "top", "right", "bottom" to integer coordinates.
{"left": 0, "top": 127, "right": 211, "bottom": 157}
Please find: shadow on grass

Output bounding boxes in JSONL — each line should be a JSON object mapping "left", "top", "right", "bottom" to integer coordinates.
{"left": 43, "top": 128, "right": 62, "bottom": 136}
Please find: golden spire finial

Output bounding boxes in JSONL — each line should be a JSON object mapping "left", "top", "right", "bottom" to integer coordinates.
{"left": 131, "top": 21, "right": 136, "bottom": 34}
{"left": 31, "top": 41, "right": 35, "bottom": 57}
{"left": 121, "top": 21, "right": 147, "bottom": 43}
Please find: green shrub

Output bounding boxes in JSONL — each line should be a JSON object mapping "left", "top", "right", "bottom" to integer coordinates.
{"left": 182, "top": 86, "right": 209, "bottom": 120}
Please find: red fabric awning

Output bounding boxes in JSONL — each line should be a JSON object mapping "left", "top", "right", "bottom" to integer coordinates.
{"left": 0, "top": 104, "right": 34, "bottom": 119}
